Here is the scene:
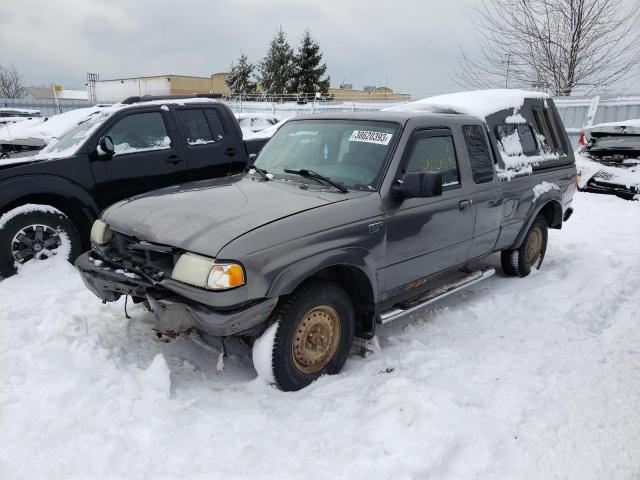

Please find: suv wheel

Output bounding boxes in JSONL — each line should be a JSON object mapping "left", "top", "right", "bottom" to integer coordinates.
{"left": 501, "top": 215, "right": 548, "bottom": 278}
{"left": 253, "top": 280, "right": 355, "bottom": 391}
{"left": 0, "top": 208, "right": 82, "bottom": 277}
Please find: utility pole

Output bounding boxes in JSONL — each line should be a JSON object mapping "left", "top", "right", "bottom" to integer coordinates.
{"left": 503, "top": 53, "right": 511, "bottom": 88}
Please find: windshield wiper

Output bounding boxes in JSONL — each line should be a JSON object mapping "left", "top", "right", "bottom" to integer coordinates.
{"left": 284, "top": 169, "right": 348, "bottom": 193}
{"left": 247, "top": 165, "right": 270, "bottom": 181}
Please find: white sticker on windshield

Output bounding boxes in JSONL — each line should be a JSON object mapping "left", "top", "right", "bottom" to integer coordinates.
{"left": 349, "top": 130, "right": 393, "bottom": 145}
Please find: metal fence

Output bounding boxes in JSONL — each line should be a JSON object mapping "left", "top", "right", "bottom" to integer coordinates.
{"left": 0, "top": 97, "right": 104, "bottom": 117}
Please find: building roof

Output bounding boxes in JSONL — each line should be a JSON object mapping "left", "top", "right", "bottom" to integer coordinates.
{"left": 26, "top": 87, "right": 88, "bottom": 100}
{"left": 98, "top": 74, "right": 212, "bottom": 82}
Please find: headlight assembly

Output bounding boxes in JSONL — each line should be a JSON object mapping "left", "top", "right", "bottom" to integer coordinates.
{"left": 171, "top": 252, "right": 245, "bottom": 290}
{"left": 90, "top": 219, "right": 113, "bottom": 245}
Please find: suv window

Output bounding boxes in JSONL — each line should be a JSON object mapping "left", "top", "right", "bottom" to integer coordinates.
{"left": 178, "top": 110, "right": 215, "bottom": 145}
{"left": 406, "top": 134, "right": 461, "bottom": 189}
{"left": 106, "top": 112, "right": 170, "bottom": 155}
{"left": 462, "top": 125, "right": 494, "bottom": 183}
{"left": 496, "top": 124, "right": 538, "bottom": 156}
{"left": 204, "top": 110, "right": 225, "bottom": 141}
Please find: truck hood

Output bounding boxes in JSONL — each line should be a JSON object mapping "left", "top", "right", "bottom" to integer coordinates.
{"left": 102, "top": 175, "right": 356, "bottom": 257}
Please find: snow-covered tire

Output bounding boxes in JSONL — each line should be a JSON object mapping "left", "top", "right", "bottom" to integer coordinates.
{"left": 501, "top": 215, "right": 548, "bottom": 278}
{"left": 252, "top": 280, "right": 355, "bottom": 392}
{"left": 0, "top": 207, "right": 82, "bottom": 277}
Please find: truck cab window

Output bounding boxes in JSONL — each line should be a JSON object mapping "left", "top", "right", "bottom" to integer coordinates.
{"left": 406, "top": 134, "right": 461, "bottom": 189}
{"left": 106, "top": 112, "right": 170, "bottom": 155}
{"left": 462, "top": 125, "right": 494, "bottom": 183}
{"left": 496, "top": 124, "right": 538, "bottom": 156}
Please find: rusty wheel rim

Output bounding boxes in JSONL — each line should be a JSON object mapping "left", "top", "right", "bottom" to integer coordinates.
{"left": 292, "top": 305, "right": 341, "bottom": 374}
{"left": 524, "top": 227, "right": 543, "bottom": 266}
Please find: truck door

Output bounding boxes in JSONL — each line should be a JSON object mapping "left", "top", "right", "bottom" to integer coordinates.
{"left": 461, "top": 124, "right": 504, "bottom": 258}
{"left": 175, "top": 106, "right": 243, "bottom": 180}
{"left": 382, "top": 128, "right": 477, "bottom": 292}
{"left": 90, "top": 109, "right": 191, "bottom": 210}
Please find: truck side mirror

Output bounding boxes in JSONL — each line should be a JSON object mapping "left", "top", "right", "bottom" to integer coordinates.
{"left": 97, "top": 135, "right": 115, "bottom": 157}
{"left": 392, "top": 171, "right": 443, "bottom": 200}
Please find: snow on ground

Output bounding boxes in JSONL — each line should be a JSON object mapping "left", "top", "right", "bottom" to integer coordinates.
{"left": 1, "top": 192, "right": 639, "bottom": 479}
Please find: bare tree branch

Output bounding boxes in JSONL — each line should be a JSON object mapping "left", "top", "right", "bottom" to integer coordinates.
{"left": 453, "top": 0, "right": 640, "bottom": 95}
{"left": 0, "top": 63, "right": 25, "bottom": 99}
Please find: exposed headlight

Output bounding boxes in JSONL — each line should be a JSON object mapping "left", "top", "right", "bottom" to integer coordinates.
{"left": 171, "top": 252, "right": 245, "bottom": 290}
{"left": 90, "top": 219, "right": 113, "bottom": 245}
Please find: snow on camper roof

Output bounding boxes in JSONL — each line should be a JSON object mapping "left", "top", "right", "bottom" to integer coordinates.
{"left": 384, "top": 89, "right": 549, "bottom": 119}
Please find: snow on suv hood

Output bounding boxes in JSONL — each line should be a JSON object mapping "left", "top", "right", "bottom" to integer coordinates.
{"left": 102, "top": 176, "right": 352, "bottom": 257}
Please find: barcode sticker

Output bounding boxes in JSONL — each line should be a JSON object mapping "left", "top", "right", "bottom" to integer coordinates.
{"left": 349, "top": 130, "right": 393, "bottom": 145}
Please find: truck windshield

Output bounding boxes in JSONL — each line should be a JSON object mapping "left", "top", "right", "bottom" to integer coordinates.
{"left": 254, "top": 120, "right": 399, "bottom": 190}
{"left": 40, "top": 112, "right": 108, "bottom": 157}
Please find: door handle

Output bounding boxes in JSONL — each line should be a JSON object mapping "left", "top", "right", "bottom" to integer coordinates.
{"left": 166, "top": 155, "right": 183, "bottom": 165}
{"left": 224, "top": 147, "right": 238, "bottom": 157}
{"left": 459, "top": 199, "right": 472, "bottom": 211}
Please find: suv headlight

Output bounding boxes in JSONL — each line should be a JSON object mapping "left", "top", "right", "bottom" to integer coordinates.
{"left": 90, "top": 219, "right": 113, "bottom": 245}
{"left": 171, "top": 252, "right": 245, "bottom": 290}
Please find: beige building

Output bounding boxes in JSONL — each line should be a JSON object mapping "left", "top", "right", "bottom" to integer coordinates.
{"left": 95, "top": 73, "right": 411, "bottom": 102}
{"left": 95, "top": 74, "right": 221, "bottom": 102}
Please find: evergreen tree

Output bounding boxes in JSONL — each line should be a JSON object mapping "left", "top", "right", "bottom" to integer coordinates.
{"left": 226, "top": 53, "right": 256, "bottom": 99}
{"left": 292, "top": 29, "right": 330, "bottom": 100}
{"left": 258, "top": 27, "right": 295, "bottom": 98}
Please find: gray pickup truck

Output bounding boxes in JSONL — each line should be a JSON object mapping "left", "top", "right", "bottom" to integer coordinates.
{"left": 76, "top": 91, "right": 577, "bottom": 391}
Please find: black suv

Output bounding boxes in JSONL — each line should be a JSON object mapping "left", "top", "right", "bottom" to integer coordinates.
{"left": 0, "top": 95, "right": 267, "bottom": 277}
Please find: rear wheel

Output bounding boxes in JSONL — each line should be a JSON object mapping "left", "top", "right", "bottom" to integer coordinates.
{"left": 0, "top": 207, "right": 81, "bottom": 277}
{"left": 252, "top": 280, "right": 355, "bottom": 391}
{"left": 501, "top": 215, "right": 548, "bottom": 278}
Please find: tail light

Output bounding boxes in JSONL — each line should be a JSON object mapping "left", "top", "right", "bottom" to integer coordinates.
{"left": 578, "top": 128, "right": 585, "bottom": 145}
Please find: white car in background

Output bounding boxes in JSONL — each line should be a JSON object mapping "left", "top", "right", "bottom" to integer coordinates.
{"left": 0, "top": 108, "right": 41, "bottom": 126}
{"left": 0, "top": 106, "right": 109, "bottom": 158}
{"left": 235, "top": 112, "right": 280, "bottom": 134}
{"left": 576, "top": 119, "right": 640, "bottom": 200}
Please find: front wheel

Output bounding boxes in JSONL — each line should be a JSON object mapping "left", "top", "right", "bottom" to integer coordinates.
{"left": 252, "top": 280, "right": 355, "bottom": 391}
{"left": 0, "top": 207, "right": 82, "bottom": 277}
{"left": 501, "top": 215, "right": 548, "bottom": 278}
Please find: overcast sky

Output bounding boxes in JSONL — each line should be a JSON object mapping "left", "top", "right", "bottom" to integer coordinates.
{"left": 1, "top": 0, "right": 638, "bottom": 98}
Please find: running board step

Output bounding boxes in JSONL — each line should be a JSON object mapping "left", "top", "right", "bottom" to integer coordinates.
{"left": 379, "top": 267, "right": 495, "bottom": 324}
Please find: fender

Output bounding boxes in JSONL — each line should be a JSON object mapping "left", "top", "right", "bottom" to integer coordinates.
{"left": 266, "top": 247, "right": 379, "bottom": 302}
{"left": 0, "top": 174, "right": 99, "bottom": 220}
{"left": 512, "top": 193, "right": 563, "bottom": 249}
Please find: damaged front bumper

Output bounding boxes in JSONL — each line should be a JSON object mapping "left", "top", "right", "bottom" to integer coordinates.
{"left": 75, "top": 251, "right": 278, "bottom": 336}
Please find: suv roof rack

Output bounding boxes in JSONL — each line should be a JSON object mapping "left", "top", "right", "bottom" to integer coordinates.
{"left": 121, "top": 93, "right": 223, "bottom": 105}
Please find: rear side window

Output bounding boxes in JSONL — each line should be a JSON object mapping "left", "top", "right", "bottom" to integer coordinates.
{"left": 462, "top": 125, "right": 494, "bottom": 183}
{"left": 406, "top": 134, "right": 461, "bottom": 189}
{"left": 178, "top": 110, "right": 214, "bottom": 145}
{"left": 496, "top": 124, "right": 538, "bottom": 156}
{"left": 204, "top": 110, "right": 226, "bottom": 142}
{"left": 543, "top": 108, "right": 563, "bottom": 153}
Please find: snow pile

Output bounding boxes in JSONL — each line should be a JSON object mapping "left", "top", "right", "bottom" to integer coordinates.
{"left": 383, "top": 89, "right": 548, "bottom": 120}
{"left": 1, "top": 193, "right": 640, "bottom": 479}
